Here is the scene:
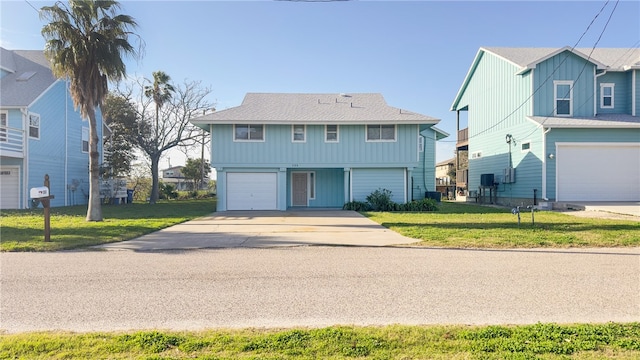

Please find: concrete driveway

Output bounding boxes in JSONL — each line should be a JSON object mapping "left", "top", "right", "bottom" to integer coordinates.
{"left": 96, "top": 210, "right": 417, "bottom": 251}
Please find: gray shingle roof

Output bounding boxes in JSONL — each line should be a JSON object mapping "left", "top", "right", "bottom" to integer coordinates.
{"left": 484, "top": 47, "right": 640, "bottom": 71}
{"left": 0, "top": 48, "right": 58, "bottom": 107}
{"left": 191, "top": 93, "right": 440, "bottom": 125}
{"left": 526, "top": 114, "right": 640, "bottom": 128}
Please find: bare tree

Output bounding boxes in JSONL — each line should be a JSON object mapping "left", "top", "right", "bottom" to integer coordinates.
{"left": 117, "top": 74, "right": 214, "bottom": 204}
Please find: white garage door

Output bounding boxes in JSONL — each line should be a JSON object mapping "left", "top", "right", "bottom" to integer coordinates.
{"left": 0, "top": 167, "right": 20, "bottom": 209}
{"left": 226, "top": 172, "right": 277, "bottom": 210}
{"left": 557, "top": 143, "right": 640, "bottom": 201}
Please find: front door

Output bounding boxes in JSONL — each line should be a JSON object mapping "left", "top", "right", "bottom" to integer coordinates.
{"left": 292, "top": 172, "right": 308, "bottom": 206}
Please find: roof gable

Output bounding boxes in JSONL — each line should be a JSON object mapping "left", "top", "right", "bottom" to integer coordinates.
{"left": 0, "top": 48, "right": 57, "bottom": 107}
{"left": 451, "top": 46, "right": 640, "bottom": 111}
{"left": 191, "top": 93, "right": 440, "bottom": 126}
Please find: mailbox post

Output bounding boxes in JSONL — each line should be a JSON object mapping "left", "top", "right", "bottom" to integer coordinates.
{"left": 30, "top": 174, "right": 54, "bottom": 242}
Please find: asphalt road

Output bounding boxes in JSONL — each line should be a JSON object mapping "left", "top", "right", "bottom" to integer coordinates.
{"left": 1, "top": 246, "right": 639, "bottom": 333}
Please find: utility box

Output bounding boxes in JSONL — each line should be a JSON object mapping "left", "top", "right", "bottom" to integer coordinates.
{"left": 30, "top": 187, "right": 50, "bottom": 199}
{"left": 503, "top": 168, "right": 516, "bottom": 184}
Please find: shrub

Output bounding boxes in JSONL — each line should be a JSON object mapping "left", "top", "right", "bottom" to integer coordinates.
{"left": 343, "top": 201, "right": 371, "bottom": 211}
{"left": 366, "top": 188, "right": 395, "bottom": 211}
{"left": 159, "top": 182, "right": 178, "bottom": 200}
{"left": 396, "top": 198, "right": 439, "bottom": 212}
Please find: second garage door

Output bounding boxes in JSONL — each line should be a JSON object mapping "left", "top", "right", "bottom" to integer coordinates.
{"left": 557, "top": 143, "right": 640, "bottom": 201}
{"left": 226, "top": 172, "right": 277, "bottom": 210}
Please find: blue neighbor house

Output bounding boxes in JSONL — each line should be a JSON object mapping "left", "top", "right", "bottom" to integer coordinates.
{"left": 451, "top": 47, "right": 640, "bottom": 206}
{"left": 0, "top": 47, "right": 104, "bottom": 209}
{"left": 191, "top": 93, "right": 447, "bottom": 211}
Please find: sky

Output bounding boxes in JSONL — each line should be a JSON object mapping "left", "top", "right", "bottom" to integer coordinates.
{"left": 1, "top": 0, "right": 639, "bottom": 172}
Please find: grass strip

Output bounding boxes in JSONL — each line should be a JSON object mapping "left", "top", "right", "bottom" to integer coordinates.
{"left": 365, "top": 202, "right": 640, "bottom": 248}
{"left": 1, "top": 323, "right": 639, "bottom": 359}
{"left": 0, "top": 199, "right": 216, "bottom": 252}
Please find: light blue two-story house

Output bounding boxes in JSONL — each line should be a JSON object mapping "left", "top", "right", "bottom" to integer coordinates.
{"left": 451, "top": 47, "right": 640, "bottom": 205}
{"left": 0, "top": 47, "right": 103, "bottom": 209}
{"left": 191, "top": 93, "right": 446, "bottom": 211}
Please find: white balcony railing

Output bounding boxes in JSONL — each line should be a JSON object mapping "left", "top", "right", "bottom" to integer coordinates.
{"left": 0, "top": 126, "right": 25, "bottom": 158}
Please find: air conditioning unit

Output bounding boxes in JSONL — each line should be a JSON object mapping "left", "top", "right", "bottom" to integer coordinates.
{"left": 503, "top": 167, "right": 516, "bottom": 184}
{"left": 480, "top": 174, "right": 494, "bottom": 186}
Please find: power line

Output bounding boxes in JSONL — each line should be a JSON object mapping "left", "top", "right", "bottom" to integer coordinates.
{"left": 24, "top": 0, "right": 40, "bottom": 14}
{"left": 446, "top": 0, "right": 623, "bottom": 144}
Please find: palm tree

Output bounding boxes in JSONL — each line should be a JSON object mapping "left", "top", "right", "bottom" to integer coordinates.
{"left": 144, "top": 71, "right": 174, "bottom": 204}
{"left": 41, "top": 0, "right": 139, "bottom": 221}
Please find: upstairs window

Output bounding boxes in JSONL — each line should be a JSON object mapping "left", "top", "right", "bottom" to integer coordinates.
{"left": 0, "top": 112, "right": 7, "bottom": 142}
{"left": 554, "top": 80, "right": 573, "bottom": 116}
{"left": 600, "top": 83, "right": 614, "bottom": 109}
{"left": 325, "top": 124, "right": 339, "bottom": 142}
{"left": 29, "top": 114, "right": 40, "bottom": 139}
{"left": 418, "top": 135, "right": 424, "bottom": 152}
{"left": 82, "top": 127, "right": 89, "bottom": 152}
{"left": 366, "top": 124, "right": 395, "bottom": 141}
{"left": 234, "top": 124, "right": 264, "bottom": 141}
{"left": 521, "top": 141, "right": 531, "bottom": 153}
{"left": 292, "top": 124, "right": 305, "bottom": 142}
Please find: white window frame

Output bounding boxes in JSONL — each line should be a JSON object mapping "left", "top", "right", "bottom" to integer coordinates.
{"left": 233, "top": 124, "right": 265, "bottom": 142}
{"left": 82, "top": 127, "right": 89, "bottom": 153}
{"left": 325, "top": 124, "right": 339, "bottom": 143}
{"left": 292, "top": 124, "right": 306, "bottom": 142}
{"left": 418, "top": 135, "right": 424, "bottom": 153}
{"left": 366, "top": 124, "right": 396, "bottom": 142}
{"left": 600, "top": 83, "right": 614, "bottom": 109}
{"left": 521, "top": 141, "right": 531, "bottom": 153}
{"left": 471, "top": 151, "right": 482, "bottom": 159}
{"left": 309, "top": 171, "right": 316, "bottom": 200}
{"left": 28, "top": 113, "right": 40, "bottom": 139}
{"left": 554, "top": 80, "right": 573, "bottom": 116}
{"left": 0, "top": 111, "right": 7, "bottom": 142}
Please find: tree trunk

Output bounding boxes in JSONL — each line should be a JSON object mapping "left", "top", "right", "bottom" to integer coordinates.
{"left": 149, "top": 154, "right": 160, "bottom": 204}
{"left": 85, "top": 106, "right": 103, "bottom": 221}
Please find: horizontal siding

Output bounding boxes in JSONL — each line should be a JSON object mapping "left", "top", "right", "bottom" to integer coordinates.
{"left": 27, "top": 81, "right": 95, "bottom": 207}
{"left": 212, "top": 124, "right": 420, "bottom": 167}
{"left": 533, "top": 51, "right": 595, "bottom": 117}
{"left": 352, "top": 168, "right": 405, "bottom": 203}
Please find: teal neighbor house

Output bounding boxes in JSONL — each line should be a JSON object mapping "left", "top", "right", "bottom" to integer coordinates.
{"left": 0, "top": 47, "right": 104, "bottom": 209}
{"left": 452, "top": 47, "right": 640, "bottom": 205}
{"left": 191, "top": 93, "right": 447, "bottom": 211}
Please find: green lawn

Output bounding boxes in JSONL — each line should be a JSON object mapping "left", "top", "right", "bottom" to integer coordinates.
{"left": 0, "top": 198, "right": 216, "bottom": 252}
{"left": 365, "top": 202, "right": 640, "bottom": 248}
{"left": 1, "top": 323, "right": 639, "bottom": 359}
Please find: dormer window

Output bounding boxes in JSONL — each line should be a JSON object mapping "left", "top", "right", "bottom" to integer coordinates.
{"left": 600, "top": 83, "right": 614, "bottom": 109}
{"left": 554, "top": 80, "right": 573, "bottom": 116}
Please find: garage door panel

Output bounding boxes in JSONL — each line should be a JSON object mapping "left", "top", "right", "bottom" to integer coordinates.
{"left": 0, "top": 167, "right": 20, "bottom": 209}
{"left": 227, "top": 172, "right": 277, "bottom": 210}
{"left": 557, "top": 144, "right": 640, "bottom": 201}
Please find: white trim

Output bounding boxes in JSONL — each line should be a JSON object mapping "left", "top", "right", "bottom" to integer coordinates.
{"left": 233, "top": 124, "right": 265, "bottom": 142}
{"left": 0, "top": 110, "right": 7, "bottom": 142}
{"left": 0, "top": 165, "right": 21, "bottom": 209}
{"left": 365, "top": 124, "right": 396, "bottom": 142}
{"left": 28, "top": 112, "right": 40, "bottom": 139}
{"left": 632, "top": 70, "right": 636, "bottom": 116}
{"left": 520, "top": 140, "right": 531, "bottom": 153}
{"left": 555, "top": 142, "right": 640, "bottom": 201}
{"left": 599, "top": 83, "right": 615, "bottom": 109}
{"left": 27, "top": 79, "right": 62, "bottom": 109}
{"left": 349, "top": 168, "right": 353, "bottom": 202}
{"left": 403, "top": 168, "right": 407, "bottom": 203}
{"left": 291, "top": 124, "right": 306, "bottom": 143}
{"left": 541, "top": 128, "right": 551, "bottom": 200}
{"left": 81, "top": 127, "right": 89, "bottom": 153}
{"left": 324, "top": 124, "right": 339, "bottom": 143}
{"left": 553, "top": 80, "right": 573, "bottom": 117}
